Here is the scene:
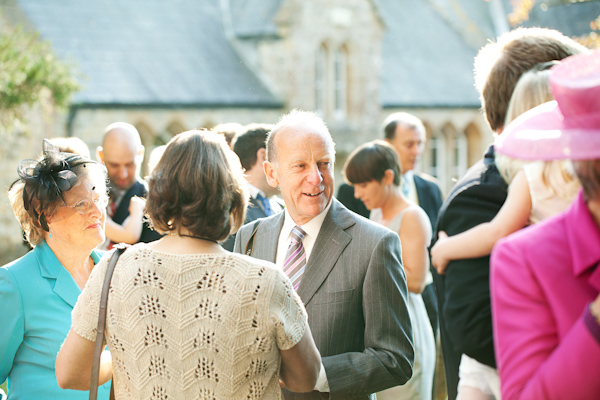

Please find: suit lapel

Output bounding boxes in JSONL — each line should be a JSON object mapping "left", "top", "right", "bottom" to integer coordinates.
{"left": 414, "top": 175, "right": 427, "bottom": 208}
{"left": 252, "top": 212, "right": 284, "bottom": 263}
{"left": 36, "top": 241, "right": 80, "bottom": 308}
{"left": 297, "top": 199, "right": 354, "bottom": 305}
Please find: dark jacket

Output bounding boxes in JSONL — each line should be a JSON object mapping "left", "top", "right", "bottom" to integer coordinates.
{"left": 431, "top": 145, "right": 508, "bottom": 400}
{"left": 111, "top": 180, "right": 163, "bottom": 244}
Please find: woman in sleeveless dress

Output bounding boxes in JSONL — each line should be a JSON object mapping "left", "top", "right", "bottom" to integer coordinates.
{"left": 344, "top": 140, "right": 435, "bottom": 400}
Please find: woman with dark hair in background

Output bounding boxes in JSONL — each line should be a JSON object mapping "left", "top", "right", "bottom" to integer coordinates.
{"left": 344, "top": 140, "right": 435, "bottom": 400}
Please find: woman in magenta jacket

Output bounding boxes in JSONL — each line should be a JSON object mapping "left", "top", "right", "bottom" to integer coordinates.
{"left": 491, "top": 49, "right": 600, "bottom": 400}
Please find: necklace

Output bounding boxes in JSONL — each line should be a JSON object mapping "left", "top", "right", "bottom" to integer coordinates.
{"left": 168, "top": 232, "right": 219, "bottom": 244}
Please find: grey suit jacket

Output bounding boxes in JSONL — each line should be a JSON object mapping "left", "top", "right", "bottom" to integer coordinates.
{"left": 222, "top": 196, "right": 284, "bottom": 251}
{"left": 234, "top": 198, "right": 414, "bottom": 399}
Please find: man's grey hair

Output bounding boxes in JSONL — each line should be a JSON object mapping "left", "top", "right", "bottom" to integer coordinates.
{"left": 266, "top": 109, "right": 335, "bottom": 165}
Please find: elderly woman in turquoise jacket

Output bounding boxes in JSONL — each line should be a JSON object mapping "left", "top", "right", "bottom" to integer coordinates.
{"left": 0, "top": 140, "right": 111, "bottom": 399}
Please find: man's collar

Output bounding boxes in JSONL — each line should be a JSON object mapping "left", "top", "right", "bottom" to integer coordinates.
{"left": 403, "top": 170, "right": 415, "bottom": 184}
{"left": 246, "top": 182, "right": 265, "bottom": 199}
{"left": 282, "top": 199, "right": 333, "bottom": 240}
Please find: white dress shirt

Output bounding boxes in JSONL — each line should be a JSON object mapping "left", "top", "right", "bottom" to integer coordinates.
{"left": 275, "top": 200, "right": 333, "bottom": 392}
{"left": 403, "top": 170, "right": 419, "bottom": 204}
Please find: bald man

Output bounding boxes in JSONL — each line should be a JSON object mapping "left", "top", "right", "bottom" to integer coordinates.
{"left": 97, "top": 122, "right": 162, "bottom": 245}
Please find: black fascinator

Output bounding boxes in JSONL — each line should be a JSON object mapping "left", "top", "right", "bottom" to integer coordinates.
{"left": 17, "top": 139, "right": 97, "bottom": 231}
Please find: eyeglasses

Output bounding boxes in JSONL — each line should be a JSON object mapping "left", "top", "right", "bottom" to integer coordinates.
{"left": 64, "top": 196, "right": 109, "bottom": 214}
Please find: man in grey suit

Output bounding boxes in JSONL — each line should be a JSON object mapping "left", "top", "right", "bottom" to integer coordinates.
{"left": 221, "top": 123, "right": 284, "bottom": 251}
{"left": 234, "top": 110, "right": 414, "bottom": 399}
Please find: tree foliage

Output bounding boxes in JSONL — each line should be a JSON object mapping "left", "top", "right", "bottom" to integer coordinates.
{"left": 507, "top": 0, "right": 600, "bottom": 48}
{"left": 0, "top": 27, "right": 79, "bottom": 129}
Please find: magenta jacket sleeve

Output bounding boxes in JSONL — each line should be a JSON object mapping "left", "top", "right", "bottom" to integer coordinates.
{"left": 491, "top": 238, "right": 600, "bottom": 400}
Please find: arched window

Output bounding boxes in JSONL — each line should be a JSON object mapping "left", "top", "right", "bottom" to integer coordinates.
{"left": 165, "top": 121, "right": 186, "bottom": 142}
{"left": 427, "top": 130, "right": 447, "bottom": 190}
{"left": 333, "top": 46, "right": 347, "bottom": 119}
{"left": 134, "top": 121, "right": 154, "bottom": 178}
{"left": 315, "top": 45, "right": 328, "bottom": 116}
{"left": 464, "top": 122, "right": 482, "bottom": 167}
{"left": 443, "top": 123, "right": 468, "bottom": 190}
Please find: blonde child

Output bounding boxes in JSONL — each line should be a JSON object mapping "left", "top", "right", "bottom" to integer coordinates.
{"left": 431, "top": 62, "right": 580, "bottom": 275}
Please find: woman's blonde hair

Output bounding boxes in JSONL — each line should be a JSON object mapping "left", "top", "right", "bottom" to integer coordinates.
{"left": 9, "top": 181, "right": 51, "bottom": 246}
{"left": 497, "top": 62, "right": 579, "bottom": 199}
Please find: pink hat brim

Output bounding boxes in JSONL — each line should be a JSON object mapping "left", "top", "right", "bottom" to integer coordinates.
{"left": 495, "top": 100, "right": 600, "bottom": 161}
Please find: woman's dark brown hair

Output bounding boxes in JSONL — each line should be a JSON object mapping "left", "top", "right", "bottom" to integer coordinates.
{"left": 146, "top": 130, "right": 248, "bottom": 242}
{"left": 343, "top": 140, "right": 402, "bottom": 186}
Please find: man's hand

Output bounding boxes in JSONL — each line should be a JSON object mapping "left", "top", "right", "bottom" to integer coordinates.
{"left": 431, "top": 231, "right": 450, "bottom": 275}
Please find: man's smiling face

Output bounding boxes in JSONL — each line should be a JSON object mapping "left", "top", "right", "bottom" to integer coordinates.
{"left": 264, "top": 122, "right": 335, "bottom": 225}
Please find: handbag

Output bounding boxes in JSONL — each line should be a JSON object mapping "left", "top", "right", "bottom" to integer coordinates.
{"left": 89, "top": 245, "right": 128, "bottom": 400}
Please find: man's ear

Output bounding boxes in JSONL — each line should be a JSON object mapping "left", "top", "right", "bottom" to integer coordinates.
{"left": 256, "top": 148, "right": 266, "bottom": 165}
{"left": 96, "top": 146, "right": 104, "bottom": 164}
{"left": 136, "top": 145, "right": 145, "bottom": 163}
{"left": 263, "top": 161, "right": 279, "bottom": 188}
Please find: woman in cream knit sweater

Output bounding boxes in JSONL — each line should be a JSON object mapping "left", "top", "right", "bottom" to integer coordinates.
{"left": 56, "top": 130, "right": 321, "bottom": 399}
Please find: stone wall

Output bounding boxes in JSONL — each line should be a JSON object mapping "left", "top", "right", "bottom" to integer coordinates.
{"left": 0, "top": 104, "right": 68, "bottom": 264}
{"left": 70, "top": 107, "right": 284, "bottom": 176}
{"left": 0, "top": 105, "right": 284, "bottom": 264}
{"left": 258, "top": 0, "right": 384, "bottom": 154}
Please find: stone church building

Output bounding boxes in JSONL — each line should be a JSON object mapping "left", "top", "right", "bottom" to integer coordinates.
{"left": 0, "top": 0, "right": 596, "bottom": 261}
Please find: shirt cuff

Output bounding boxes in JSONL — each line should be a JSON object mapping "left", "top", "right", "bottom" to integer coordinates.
{"left": 314, "top": 362, "right": 330, "bottom": 392}
{"left": 584, "top": 303, "right": 600, "bottom": 345}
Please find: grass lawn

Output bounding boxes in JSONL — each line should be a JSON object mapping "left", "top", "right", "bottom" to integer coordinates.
{"left": 1, "top": 380, "right": 6, "bottom": 395}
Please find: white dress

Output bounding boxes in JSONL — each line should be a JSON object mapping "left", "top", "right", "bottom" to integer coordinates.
{"left": 371, "top": 207, "right": 435, "bottom": 400}
{"left": 522, "top": 160, "right": 579, "bottom": 224}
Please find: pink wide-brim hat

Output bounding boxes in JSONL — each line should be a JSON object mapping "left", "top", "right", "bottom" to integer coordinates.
{"left": 495, "top": 48, "right": 600, "bottom": 161}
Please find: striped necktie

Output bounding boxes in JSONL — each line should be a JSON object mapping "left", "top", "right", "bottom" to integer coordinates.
{"left": 283, "top": 226, "right": 307, "bottom": 291}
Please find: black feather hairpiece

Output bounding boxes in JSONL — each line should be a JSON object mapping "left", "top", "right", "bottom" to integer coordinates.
{"left": 17, "top": 139, "right": 97, "bottom": 231}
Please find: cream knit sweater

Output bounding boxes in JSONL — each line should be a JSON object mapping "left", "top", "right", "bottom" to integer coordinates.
{"left": 72, "top": 243, "right": 307, "bottom": 400}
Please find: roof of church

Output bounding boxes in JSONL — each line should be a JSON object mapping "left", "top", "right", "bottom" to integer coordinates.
{"left": 13, "top": 0, "right": 282, "bottom": 107}
{"left": 229, "top": 0, "right": 281, "bottom": 38}
{"left": 10, "top": 0, "right": 599, "bottom": 109}
{"left": 374, "top": 0, "right": 486, "bottom": 108}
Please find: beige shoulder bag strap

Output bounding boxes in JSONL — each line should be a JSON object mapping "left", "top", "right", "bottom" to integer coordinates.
{"left": 89, "top": 245, "right": 128, "bottom": 400}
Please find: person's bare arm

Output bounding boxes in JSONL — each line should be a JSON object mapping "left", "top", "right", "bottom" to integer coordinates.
{"left": 279, "top": 324, "right": 321, "bottom": 393}
{"left": 56, "top": 329, "right": 112, "bottom": 390}
{"left": 431, "top": 170, "right": 531, "bottom": 274}
{"left": 398, "top": 208, "right": 432, "bottom": 294}
{"left": 104, "top": 197, "right": 145, "bottom": 244}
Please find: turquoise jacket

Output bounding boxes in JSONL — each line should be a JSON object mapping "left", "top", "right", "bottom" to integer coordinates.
{"left": 0, "top": 240, "right": 111, "bottom": 399}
